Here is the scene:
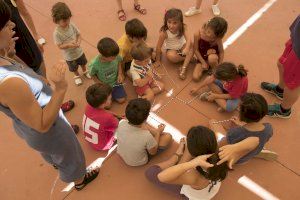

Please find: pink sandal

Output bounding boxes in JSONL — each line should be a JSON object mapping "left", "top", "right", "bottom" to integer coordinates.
{"left": 134, "top": 4, "right": 147, "bottom": 15}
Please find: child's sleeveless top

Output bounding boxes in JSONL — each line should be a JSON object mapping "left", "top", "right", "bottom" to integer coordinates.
{"left": 198, "top": 38, "right": 219, "bottom": 61}
{"left": 164, "top": 30, "right": 186, "bottom": 50}
{"left": 180, "top": 181, "right": 221, "bottom": 200}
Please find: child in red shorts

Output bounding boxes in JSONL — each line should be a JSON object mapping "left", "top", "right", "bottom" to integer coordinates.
{"left": 130, "top": 42, "right": 164, "bottom": 101}
{"left": 261, "top": 15, "right": 300, "bottom": 119}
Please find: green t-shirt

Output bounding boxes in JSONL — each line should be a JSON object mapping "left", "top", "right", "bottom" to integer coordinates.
{"left": 89, "top": 55, "right": 122, "bottom": 87}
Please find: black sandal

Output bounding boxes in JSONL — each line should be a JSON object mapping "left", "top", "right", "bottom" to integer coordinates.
{"left": 74, "top": 168, "right": 100, "bottom": 191}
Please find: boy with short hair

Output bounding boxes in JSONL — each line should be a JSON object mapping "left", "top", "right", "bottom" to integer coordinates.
{"left": 117, "top": 18, "right": 147, "bottom": 73}
{"left": 83, "top": 83, "right": 118, "bottom": 151}
{"left": 52, "top": 2, "right": 90, "bottom": 86}
{"left": 116, "top": 98, "right": 172, "bottom": 166}
{"left": 89, "top": 37, "right": 126, "bottom": 104}
{"left": 209, "top": 93, "right": 277, "bottom": 169}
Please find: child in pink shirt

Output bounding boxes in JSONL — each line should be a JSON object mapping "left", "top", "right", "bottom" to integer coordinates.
{"left": 83, "top": 83, "right": 118, "bottom": 150}
{"left": 191, "top": 62, "right": 248, "bottom": 112}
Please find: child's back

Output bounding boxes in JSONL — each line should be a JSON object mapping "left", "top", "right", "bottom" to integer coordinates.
{"left": 83, "top": 83, "right": 118, "bottom": 151}
{"left": 116, "top": 119, "right": 157, "bottom": 166}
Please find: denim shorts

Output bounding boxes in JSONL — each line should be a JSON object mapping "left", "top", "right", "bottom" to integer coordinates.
{"left": 112, "top": 84, "right": 126, "bottom": 100}
{"left": 214, "top": 79, "right": 240, "bottom": 112}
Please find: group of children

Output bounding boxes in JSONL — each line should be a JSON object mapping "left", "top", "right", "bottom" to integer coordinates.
{"left": 51, "top": 2, "right": 277, "bottom": 198}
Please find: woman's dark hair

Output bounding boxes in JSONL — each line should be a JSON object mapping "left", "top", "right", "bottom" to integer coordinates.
{"left": 160, "top": 8, "right": 185, "bottom": 38}
{"left": 240, "top": 93, "right": 268, "bottom": 123}
{"left": 204, "top": 16, "right": 228, "bottom": 39}
{"left": 86, "top": 83, "right": 112, "bottom": 108}
{"left": 214, "top": 62, "right": 248, "bottom": 81}
{"left": 125, "top": 98, "right": 151, "bottom": 125}
{"left": 187, "top": 126, "right": 229, "bottom": 192}
{"left": 51, "top": 2, "right": 72, "bottom": 23}
{"left": 0, "top": 0, "right": 11, "bottom": 30}
{"left": 97, "top": 37, "right": 119, "bottom": 57}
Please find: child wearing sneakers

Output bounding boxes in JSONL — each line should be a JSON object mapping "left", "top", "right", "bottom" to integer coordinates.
{"left": 116, "top": 98, "right": 172, "bottom": 167}
{"left": 89, "top": 37, "right": 126, "bottom": 104}
{"left": 185, "top": 0, "right": 221, "bottom": 17}
{"left": 191, "top": 62, "right": 248, "bottom": 112}
{"left": 209, "top": 93, "right": 276, "bottom": 169}
{"left": 117, "top": 18, "right": 147, "bottom": 75}
{"left": 83, "top": 83, "right": 118, "bottom": 151}
{"left": 52, "top": 2, "right": 90, "bottom": 86}
{"left": 130, "top": 42, "right": 164, "bottom": 101}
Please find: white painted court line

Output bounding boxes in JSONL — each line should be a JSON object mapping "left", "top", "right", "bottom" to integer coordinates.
{"left": 238, "top": 176, "right": 280, "bottom": 200}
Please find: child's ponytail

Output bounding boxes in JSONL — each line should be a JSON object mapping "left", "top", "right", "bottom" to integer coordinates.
{"left": 237, "top": 64, "right": 248, "bottom": 77}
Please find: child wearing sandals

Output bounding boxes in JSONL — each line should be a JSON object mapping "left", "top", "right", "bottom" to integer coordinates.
{"left": 185, "top": 0, "right": 221, "bottom": 17}
{"left": 52, "top": 2, "right": 90, "bottom": 86}
{"left": 130, "top": 42, "right": 164, "bottom": 101}
{"left": 116, "top": 0, "right": 146, "bottom": 21}
{"left": 145, "top": 126, "right": 229, "bottom": 200}
{"left": 155, "top": 8, "right": 194, "bottom": 80}
{"left": 116, "top": 98, "right": 172, "bottom": 167}
{"left": 83, "top": 83, "right": 118, "bottom": 151}
{"left": 193, "top": 17, "right": 227, "bottom": 81}
{"left": 117, "top": 18, "right": 148, "bottom": 75}
{"left": 209, "top": 93, "right": 276, "bottom": 169}
{"left": 191, "top": 62, "right": 248, "bottom": 112}
{"left": 89, "top": 37, "right": 126, "bottom": 104}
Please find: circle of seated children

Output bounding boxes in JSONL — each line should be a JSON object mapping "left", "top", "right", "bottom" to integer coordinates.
{"left": 2, "top": 0, "right": 300, "bottom": 197}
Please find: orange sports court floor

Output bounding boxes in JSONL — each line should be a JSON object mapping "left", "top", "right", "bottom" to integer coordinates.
{"left": 1, "top": 0, "right": 300, "bottom": 199}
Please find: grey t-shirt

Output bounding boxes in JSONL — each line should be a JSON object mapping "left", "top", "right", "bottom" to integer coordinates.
{"left": 116, "top": 120, "right": 157, "bottom": 166}
{"left": 227, "top": 123, "right": 273, "bottom": 164}
{"left": 53, "top": 23, "right": 83, "bottom": 61}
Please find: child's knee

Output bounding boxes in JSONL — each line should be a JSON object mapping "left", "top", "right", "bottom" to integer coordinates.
{"left": 208, "top": 54, "right": 219, "bottom": 66}
{"left": 166, "top": 51, "right": 178, "bottom": 63}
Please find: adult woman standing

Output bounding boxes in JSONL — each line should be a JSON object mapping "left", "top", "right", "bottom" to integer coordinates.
{"left": 0, "top": 1, "right": 99, "bottom": 190}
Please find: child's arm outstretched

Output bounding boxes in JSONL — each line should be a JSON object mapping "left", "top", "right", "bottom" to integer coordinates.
{"left": 154, "top": 31, "right": 167, "bottom": 66}
{"left": 194, "top": 31, "right": 208, "bottom": 69}
{"left": 190, "top": 75, "right": 215, "bottom": 94}
{"left": 217, "top": 137, "right": 259, "bottom": 169}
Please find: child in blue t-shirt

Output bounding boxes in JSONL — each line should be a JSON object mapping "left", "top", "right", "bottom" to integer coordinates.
{"left": 209, "top": 93, "right": 277, "bottom": 169}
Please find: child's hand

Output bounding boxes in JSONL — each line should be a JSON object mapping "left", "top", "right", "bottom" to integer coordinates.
{"left": 206, "top": 92, "right": 216, "bottom": 102}
{"left": 207, "top": 49, "right": 216, "bottom": 55}
{"left": 189, "top": 154, "right": 214, "bottom": 168}
{"left": 158, "top": 124, "right": 165, "bottom": 133}
{"left": 217, "top": 144, "right": 240, "bottom": 169}
{"left": 201, "top": 62, "right": 209, "bottom": 70}
{"left": 190, "top": 87, "right": 199, "bottom": 95}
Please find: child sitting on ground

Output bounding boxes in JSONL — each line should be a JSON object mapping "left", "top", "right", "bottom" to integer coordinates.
{"left": 155, "top": 8, "right": 194, "bottom": 80}
{"left": 130, "top": 42, "right": 164, "bottom": 101}
{"left": 89, "top": 37, "right": 126, "bottom": 104}
{"left": 191, "top": 62, "right": 248, "bottom": 112}
{"left": 117, "top": 18, "right": 148, "bottom": 75}
{"left": 82, "top": 83, "right": 118, "bottom": 151}
{"left": 193, "top": 16, "right": 227, "bottom": 81}
{"left": 116, "top": 98, "right": 172, "bottom": 167}
{"left": 209, "top": 93, "right": 276, "bottom": 169}
{"left": 52, "top": 2, "right": 90, "bottom": 86}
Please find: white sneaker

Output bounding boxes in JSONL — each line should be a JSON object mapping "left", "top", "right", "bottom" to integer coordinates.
{"left": 184, "top": 7, "right": 201, "bottom": 17}
{"left": 83, "top": 71, "right": 91, "bottom": 79}
{"left": 74, "top": 76, "right": 83, "bottom": 86}
{"left": 255, "top": 149, "right": 278, "bottom": 161}
{"left": 212, "top": 4, "right": 221, "bottom": 16}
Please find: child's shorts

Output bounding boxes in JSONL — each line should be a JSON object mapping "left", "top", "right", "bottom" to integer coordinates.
{"left": 214, "top": 80, "right": 240, "bottom": 112}
{"left": 135, "top": 81, "right": 153, "bottom": 96}
{"left": 112, "top": 84, "right": 126, "bottom": 100}
{"left": 279, "top": 39, "right": 300, "bottom": 90}
{"left": 66, "top": 53, "right": 87, "bottom": 72}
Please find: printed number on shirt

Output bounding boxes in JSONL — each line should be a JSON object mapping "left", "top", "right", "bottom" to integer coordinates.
{"left": 83, "top": 115, "right": 99, "bottom": 144}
